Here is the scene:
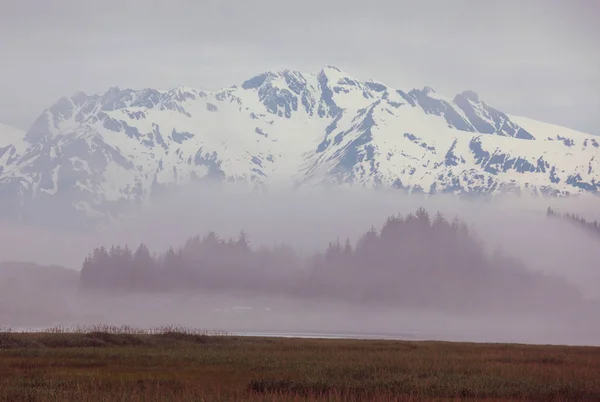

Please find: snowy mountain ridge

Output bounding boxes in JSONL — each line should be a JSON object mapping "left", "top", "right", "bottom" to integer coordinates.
{"left": 0, "top": 66, "right": 598, "bottom": 228}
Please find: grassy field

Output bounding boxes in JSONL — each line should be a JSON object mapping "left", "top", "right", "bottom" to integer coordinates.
{"left": 1, "top": 326, "right": 599, "bottom": 401}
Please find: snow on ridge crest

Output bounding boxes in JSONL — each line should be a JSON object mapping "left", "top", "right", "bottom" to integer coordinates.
{"left": 0, "top": 66, "right": 598, "bottom": 229}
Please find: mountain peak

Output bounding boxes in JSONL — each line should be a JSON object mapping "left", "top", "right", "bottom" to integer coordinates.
{"left": 241, "top": 72, "right": 278, "bottom": 90}
{"left": 318, "top": 65, "right": 352, "bottom": 80}
{"left": 458, "top": 90, "right": 480, "bottom": 102}
{"left": 70, "top": 91, "right": 94, "bottom": 106}
{"left": 322, "top": 65, "right": 342, "bottom": 72}
{"left": 107, "top": 86, "right": 122, "bottom": 93}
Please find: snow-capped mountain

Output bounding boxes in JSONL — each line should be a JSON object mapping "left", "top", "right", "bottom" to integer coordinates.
{"left": 0, "top": 66, "right": 598, "bottom": 228}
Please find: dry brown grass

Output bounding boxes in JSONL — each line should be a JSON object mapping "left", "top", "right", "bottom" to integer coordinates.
{"left": 1, "top": 327, "right": 599, "bottom": 401}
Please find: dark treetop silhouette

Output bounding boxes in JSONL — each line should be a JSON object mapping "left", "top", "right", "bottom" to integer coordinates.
{"left": 80, "top": 208, "right": 582, "bottom": 313}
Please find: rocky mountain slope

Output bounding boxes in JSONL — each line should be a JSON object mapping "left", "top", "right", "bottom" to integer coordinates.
{"left": 0, "top": 66, "right": 598, "bottom": 228}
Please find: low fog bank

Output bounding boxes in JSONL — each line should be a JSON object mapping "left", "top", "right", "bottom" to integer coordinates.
{"left": 1, "top": 268, "right": 599, "bottom": 346}
{"left": 0, "top": 262, "right": 79, "bottom": 326}
{"left": 1, "top": 187, "right": 600, "bottom": 346}
{"left": 1, "top": 187, "right": 599, "bottom": 296}
{"left": 3, "top": 290, "right": 600, "bottom": 347}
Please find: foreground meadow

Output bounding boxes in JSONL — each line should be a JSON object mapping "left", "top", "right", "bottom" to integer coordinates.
{"left": 1, "top": 327, "right": 599, "bottom": 401}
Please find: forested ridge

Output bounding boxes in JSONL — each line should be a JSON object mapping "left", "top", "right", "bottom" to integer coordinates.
{"left": 546, "top": 207, "right": 600, "bottom": 237}
{"left": 80, "top": 208, "right": 582, "bottom": 312}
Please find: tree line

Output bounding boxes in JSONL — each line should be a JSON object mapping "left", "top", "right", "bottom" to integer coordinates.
{"left": 80, "top": 208, "right": 582, "bottom": 312}
{"left": 546, "top": 207, "right": 600, "bottom": 237}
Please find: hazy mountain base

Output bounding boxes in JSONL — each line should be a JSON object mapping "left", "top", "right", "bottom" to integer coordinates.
{"left": 2, "top": 188, "right": 599, "bottom": 294}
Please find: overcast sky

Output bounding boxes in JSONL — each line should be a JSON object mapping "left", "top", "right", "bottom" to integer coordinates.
{"left": 0, "top": 0, "right": 598, "bottom": 134}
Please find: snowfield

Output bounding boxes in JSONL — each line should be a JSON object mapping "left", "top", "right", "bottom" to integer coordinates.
{"left": 0, "top": 66, "right": 598, "bottom": 228}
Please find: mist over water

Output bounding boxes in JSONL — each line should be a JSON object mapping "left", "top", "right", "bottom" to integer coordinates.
{"left": 1, "top": 187, "right": 600, "bottom": 346}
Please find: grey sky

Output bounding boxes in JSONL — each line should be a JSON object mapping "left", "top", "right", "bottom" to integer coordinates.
{"left": 0, "top": 0, "right": 598, "bottom": 134}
